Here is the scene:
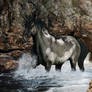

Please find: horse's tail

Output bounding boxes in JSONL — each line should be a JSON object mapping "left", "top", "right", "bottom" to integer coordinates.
{"left": 77, "top": 39, "right": 88, "bottom": 71}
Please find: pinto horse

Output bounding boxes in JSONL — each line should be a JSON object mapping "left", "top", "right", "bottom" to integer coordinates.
{"left": 31, "top": 23, "right": 85, "bottom": 72}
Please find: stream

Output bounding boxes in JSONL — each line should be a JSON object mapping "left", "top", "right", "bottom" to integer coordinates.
{"left": 0, "top": 53, "right": 92, "bottom": 92}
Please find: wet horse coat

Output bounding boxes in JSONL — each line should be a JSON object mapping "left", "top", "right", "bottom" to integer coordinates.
{"left": 32, "top": 25, "right": 83, "bottom": 71}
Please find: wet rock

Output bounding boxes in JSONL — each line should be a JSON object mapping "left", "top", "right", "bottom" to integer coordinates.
{"left": 2, "top": 50, "right": 24, "bottom": 59}
{"left": 0, "top": 55, "right": 18, "bottom": 72}
{"left": 87, "top": 80, "right": 92, "bottom": 92}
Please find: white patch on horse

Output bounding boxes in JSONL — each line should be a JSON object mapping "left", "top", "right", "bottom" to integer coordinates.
{"left": 56, "top": 39, "right": 64, "bottom": 45}
{"left": 58, "top": 43, "right": 76, "bottom": 62}
{"left": 46, "top": 48, "right": 51, "bottom": 55}
{"left": 49, "top": 52, "right": 56, "bottom": 63}
{"left": 46, "top": 48, "right": 56, "bottom": 63}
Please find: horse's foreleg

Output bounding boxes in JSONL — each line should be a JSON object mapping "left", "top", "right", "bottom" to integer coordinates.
{"left": 45, "top": 62, "right": 51, "bottom": 72}
{"left": 69, "top": 58, "right": 76, "bottom": 71}
{"left": 55, "top": 63, "right": 64, "bottom": 72}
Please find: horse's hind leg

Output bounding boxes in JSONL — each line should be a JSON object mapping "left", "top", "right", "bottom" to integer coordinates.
{"left": 78, "top": 57, "right": 85, "bottom": 71}
{"left": 55, "top": 63, "right": 64, "bottom": 72}
{"left": 69, "top": 58, "right": 76, "bottom": 71}
{"left": 78, "top": 40, "right": 88, "bottom": 71}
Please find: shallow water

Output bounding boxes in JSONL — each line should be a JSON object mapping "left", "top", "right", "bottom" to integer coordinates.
{"left": 0, "top": 53, "right": 92, "bottom": 92}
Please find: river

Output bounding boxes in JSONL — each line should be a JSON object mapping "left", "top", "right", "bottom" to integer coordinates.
{"left": 0, "top": 53, "right": 92, "bottom": 92}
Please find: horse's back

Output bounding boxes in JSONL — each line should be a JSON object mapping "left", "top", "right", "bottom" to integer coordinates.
{"left": 52, "top": 36, "right": 80, "bottom": 57}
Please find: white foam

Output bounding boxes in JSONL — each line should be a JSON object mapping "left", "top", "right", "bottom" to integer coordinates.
{"left": 46, "top": 85, "right": 88, "bottom": 92}
{"left": 14, "top": 53, "right": 92, "bottom": 92}
{"left": 84, "top": 53, "right": 92, "bottom": 67}
{"left": 15, "top": 53, "right": 38, "bottom": 78}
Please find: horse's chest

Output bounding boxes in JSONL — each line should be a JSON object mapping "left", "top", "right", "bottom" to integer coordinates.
{"left": 45, "top": 48, "right": 57, "bottom": 63}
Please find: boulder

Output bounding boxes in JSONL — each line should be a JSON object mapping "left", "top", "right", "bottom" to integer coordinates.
{"left": 87, "top": 80, "right": 92, "bottom": 92}
{"left": 0, "top": 55, "right": 18, "bottom": 72}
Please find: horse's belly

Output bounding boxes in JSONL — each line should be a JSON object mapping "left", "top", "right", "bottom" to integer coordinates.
{"left": 45, "top": 46, "right": 73, "bottom": 64}
{"left": 56, "top": 51, "right": 72, "bottom": 62}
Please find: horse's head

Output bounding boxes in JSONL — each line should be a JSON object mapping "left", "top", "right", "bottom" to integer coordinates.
{"left": 31, "top": 19, "right": 49, "bottom": 38}
{"left": 31, "top": 25, "right": 48, "bottom": 36}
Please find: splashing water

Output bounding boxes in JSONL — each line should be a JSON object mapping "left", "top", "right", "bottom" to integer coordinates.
{"left": 13, "top": 53, "right": 92, "bottom": 92}
{"left": 15, "top": 53, "right": 37, "bottom": 77}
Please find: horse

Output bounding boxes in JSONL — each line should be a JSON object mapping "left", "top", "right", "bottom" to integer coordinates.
{"left": 31, "top": 23, "right": 84, "bottom": 72}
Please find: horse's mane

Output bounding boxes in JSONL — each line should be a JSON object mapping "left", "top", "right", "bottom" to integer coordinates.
{"left": 34, "top": 19, "right": 76, "bottom": 40}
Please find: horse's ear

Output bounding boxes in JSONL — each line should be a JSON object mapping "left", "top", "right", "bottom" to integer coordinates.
{"left": 31, "top": 26, "right": 37, "bottom": 35}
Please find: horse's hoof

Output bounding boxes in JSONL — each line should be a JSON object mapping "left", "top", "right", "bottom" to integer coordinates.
{"left": 71, "top": 68, "right": 76, "bottom": 71}
{"left": 80, "top": 68, "right": 85, "bottom": 72}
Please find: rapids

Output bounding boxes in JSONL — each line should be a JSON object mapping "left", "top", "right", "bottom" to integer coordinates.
{"left": 0, "top": 53, "right": 92, "bottom": 92}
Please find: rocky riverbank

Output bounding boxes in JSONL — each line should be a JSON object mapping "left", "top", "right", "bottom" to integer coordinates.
{"left": 0, "top": 0, "right": 92, "bottom": 72}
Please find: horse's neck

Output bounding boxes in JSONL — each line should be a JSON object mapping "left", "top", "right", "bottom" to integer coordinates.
{"left": 36, "top": 29, "right": 50, "bottom": 50}
{"left": 37, "top": 29, "right": 49, "bottom": 41}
